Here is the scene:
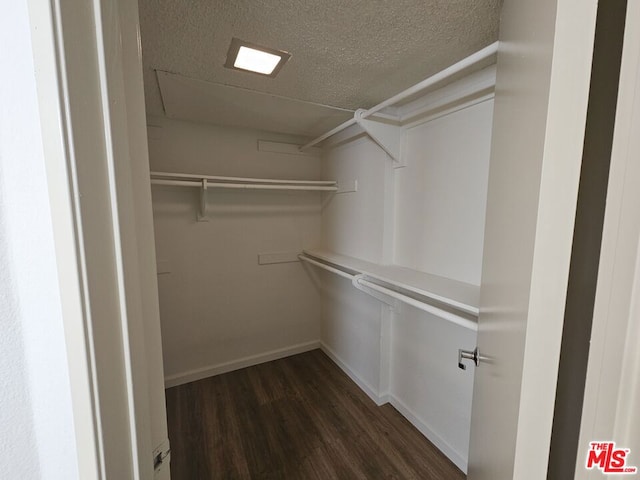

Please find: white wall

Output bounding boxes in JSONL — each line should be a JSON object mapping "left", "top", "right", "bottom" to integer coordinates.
{"left": 319, "top": 99, "right": 493, "bottom": 472}
{"left": 320, "top": 273, "right": 384, "bottom": 395}
{"left": 0, "top": 2, "right": 78, "bottom": 478}
{"left": 390, "top": 305, "right": 477, "bottom": 469}
{"left": 321, "top": 134, "right": 390, "bottom": 263}
{"left": 395, "top": 101, "right": 493, "bottom": 285}
{"left": 148, "top": 117, "right": 323, "bottom": 385}
{"left": 317, "top": 130, "right": 392, "bottom": 399}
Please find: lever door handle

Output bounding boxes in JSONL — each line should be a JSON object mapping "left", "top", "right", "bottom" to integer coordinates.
{"left": 458, "top": 347, "right": 480, "bottom": 370}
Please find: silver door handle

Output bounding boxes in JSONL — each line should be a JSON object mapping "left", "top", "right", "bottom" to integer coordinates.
{"left": 458, "top": 347, "right": 480, "bottom": 370}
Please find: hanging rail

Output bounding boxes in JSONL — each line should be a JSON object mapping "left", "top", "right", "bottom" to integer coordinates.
{"left": 355, "top": 277, "right": 477, "bottom": 331}
{"left": 150, "top": 171, "right": 338, "bottom": 191}
{"left": 151, "top": 171, "right": 336, "bottom": 186}
{"left": 150, "top": 172, "right": 337, "bottom": 220}
{"left": 151, "top": 179, "right": 337, "bottom": 191}
{"left": 298, "top": 254, "right": 478, "bottom": 331}
{"left": 299, "top": 41, "right": 499, "bottom": 152}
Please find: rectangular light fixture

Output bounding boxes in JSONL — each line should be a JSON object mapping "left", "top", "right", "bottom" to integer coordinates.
{"left": 235, "top": 46, "right": 281, "bottom": 75}
{"left": 224, "top": 38, "right": 291, "bottom": 77}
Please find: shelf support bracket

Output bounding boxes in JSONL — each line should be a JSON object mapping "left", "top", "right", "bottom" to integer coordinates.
{"left": 197, "top": 178, "right": 209, "bottom": 222}
{"left": 354, "top": 109, "right": 406, "bottom": 168}
{"left": 352, "top": 274, "right": 397, "bottom": 307}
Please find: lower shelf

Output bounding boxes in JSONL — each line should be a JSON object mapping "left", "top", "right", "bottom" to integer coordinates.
{"left": 299, "top": 249, "right": 479, "bottom": 330}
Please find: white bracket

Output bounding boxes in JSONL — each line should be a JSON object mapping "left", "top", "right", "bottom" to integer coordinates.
{"left": 197, "top": 178, "right": 209, "bottom": 222}
{"left": 336, "top": 179, "right": 358, "bottom": 194}
{"left": 354, "top": 109, "right": 406, "bottom": 168}
{"left": 352, "top": 274, "right": 398, "bottom": 307}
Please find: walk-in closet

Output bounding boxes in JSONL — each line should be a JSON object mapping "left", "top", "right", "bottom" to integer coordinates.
{"left": 135, "top": 1, "right": 554, "bottom": 478}
{"left": 139, "top": 1, "right": 499, "bottom": 478}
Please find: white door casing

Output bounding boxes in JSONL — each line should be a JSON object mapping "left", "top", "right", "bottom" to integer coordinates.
{"left": 100, "top": 0, "right": 171, "bottom": 476}
{"left": 27, "top": 0, "right": 169, "bottom": 478}
{"left": 468, "top": 0, "right": 598, "bottom": 479}
{"left": 576, "top": 2, "right": 640, "bottom": 478}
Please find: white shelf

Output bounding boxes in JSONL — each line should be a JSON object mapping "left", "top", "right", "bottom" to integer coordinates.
{"left": 299, "top": 42, "right": 498, "bottom": 153}
{"left": 150, "top": 171, "right": 338, "bottom": 221}
{"left": 303, "top": 249, "right": 480, "bottom": 317}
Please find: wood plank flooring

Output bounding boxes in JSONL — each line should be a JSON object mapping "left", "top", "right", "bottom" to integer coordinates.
{"left": 166, "top": 349, "right": 466, "bottom": 480}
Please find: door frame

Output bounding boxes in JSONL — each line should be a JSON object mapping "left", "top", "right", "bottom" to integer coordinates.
{"left": 27, "top": 0, "right": 167, "bottom": 478}
{"left": 468, "top": 0, "right": 600, "bottom": 478}
{"left": 576, "top": 2, "right": 640, "bottom": 477}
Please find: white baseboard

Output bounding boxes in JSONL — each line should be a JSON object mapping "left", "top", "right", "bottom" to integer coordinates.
{"left": 319, "top": 342, "right": 467, "bottom": 473}
{"left": 387, "top": 395, "right": 468, "bottom": 474}
{"left": 164, "top": 340, "right": 321, "bottom": 388}
{"left": 319, "top": 342, "right": 386, "bottom": 406}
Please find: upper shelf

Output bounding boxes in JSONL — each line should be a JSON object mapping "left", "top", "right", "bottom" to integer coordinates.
{"left": 298, "top": 42, "right": 499, "bottom": 165}
{"left": 150, "top": 171, "right": 337, "bottom": 221}
{"left": 303, "top": 249, "right": 480, "bottom": 317}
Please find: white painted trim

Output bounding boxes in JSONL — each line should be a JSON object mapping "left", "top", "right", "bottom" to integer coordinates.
{"left": 26, "top": 1, "right": 103, "bottom": 477}
{"left": 319, "top": 342, "right": 385, "bottom": 406}
{"left": 577, "top": 3, "right": 640, "bottom": 477}
{"left": 388, "top": 395, "right": 468, "bottom": 473}
{"left": 165, "top": 341, "right": 321, "bottom": 388}
{"left": 92, "top": 1, "right": 146, "bottom": 474}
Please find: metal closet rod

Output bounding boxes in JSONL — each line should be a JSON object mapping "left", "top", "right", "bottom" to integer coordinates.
{"left": 150, "top": 171, "right": 337, "bottom": 186}
{"left": 151, "top": 179, "right": 337, "bottom": 191}
{"left": 299, "top": 41, "right": 499, "bottom": 152}
{"left": 298, "top": 254, "right": 478, "bottom": 331}
{"left": 355, "top": 277, "right": 478, "bottom": 331}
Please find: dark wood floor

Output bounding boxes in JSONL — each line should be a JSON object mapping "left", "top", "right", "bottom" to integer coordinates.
{"left": 166, "top": 349, "right": 466, "bottom": 480}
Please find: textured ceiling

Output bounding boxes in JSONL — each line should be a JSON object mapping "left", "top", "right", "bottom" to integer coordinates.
{"left": 157, "top": 71, "right": 355, "bottom": 137}
{"left": 139, "top": 0, "right": 502, "bottom": 122}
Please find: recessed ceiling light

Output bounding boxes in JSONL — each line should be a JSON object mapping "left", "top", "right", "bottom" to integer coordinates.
{"left": 224, "top": 38, "right": 291, "bottom": 77}
{"left": 235, "top": 47, "right": 281, "bottom": 75}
